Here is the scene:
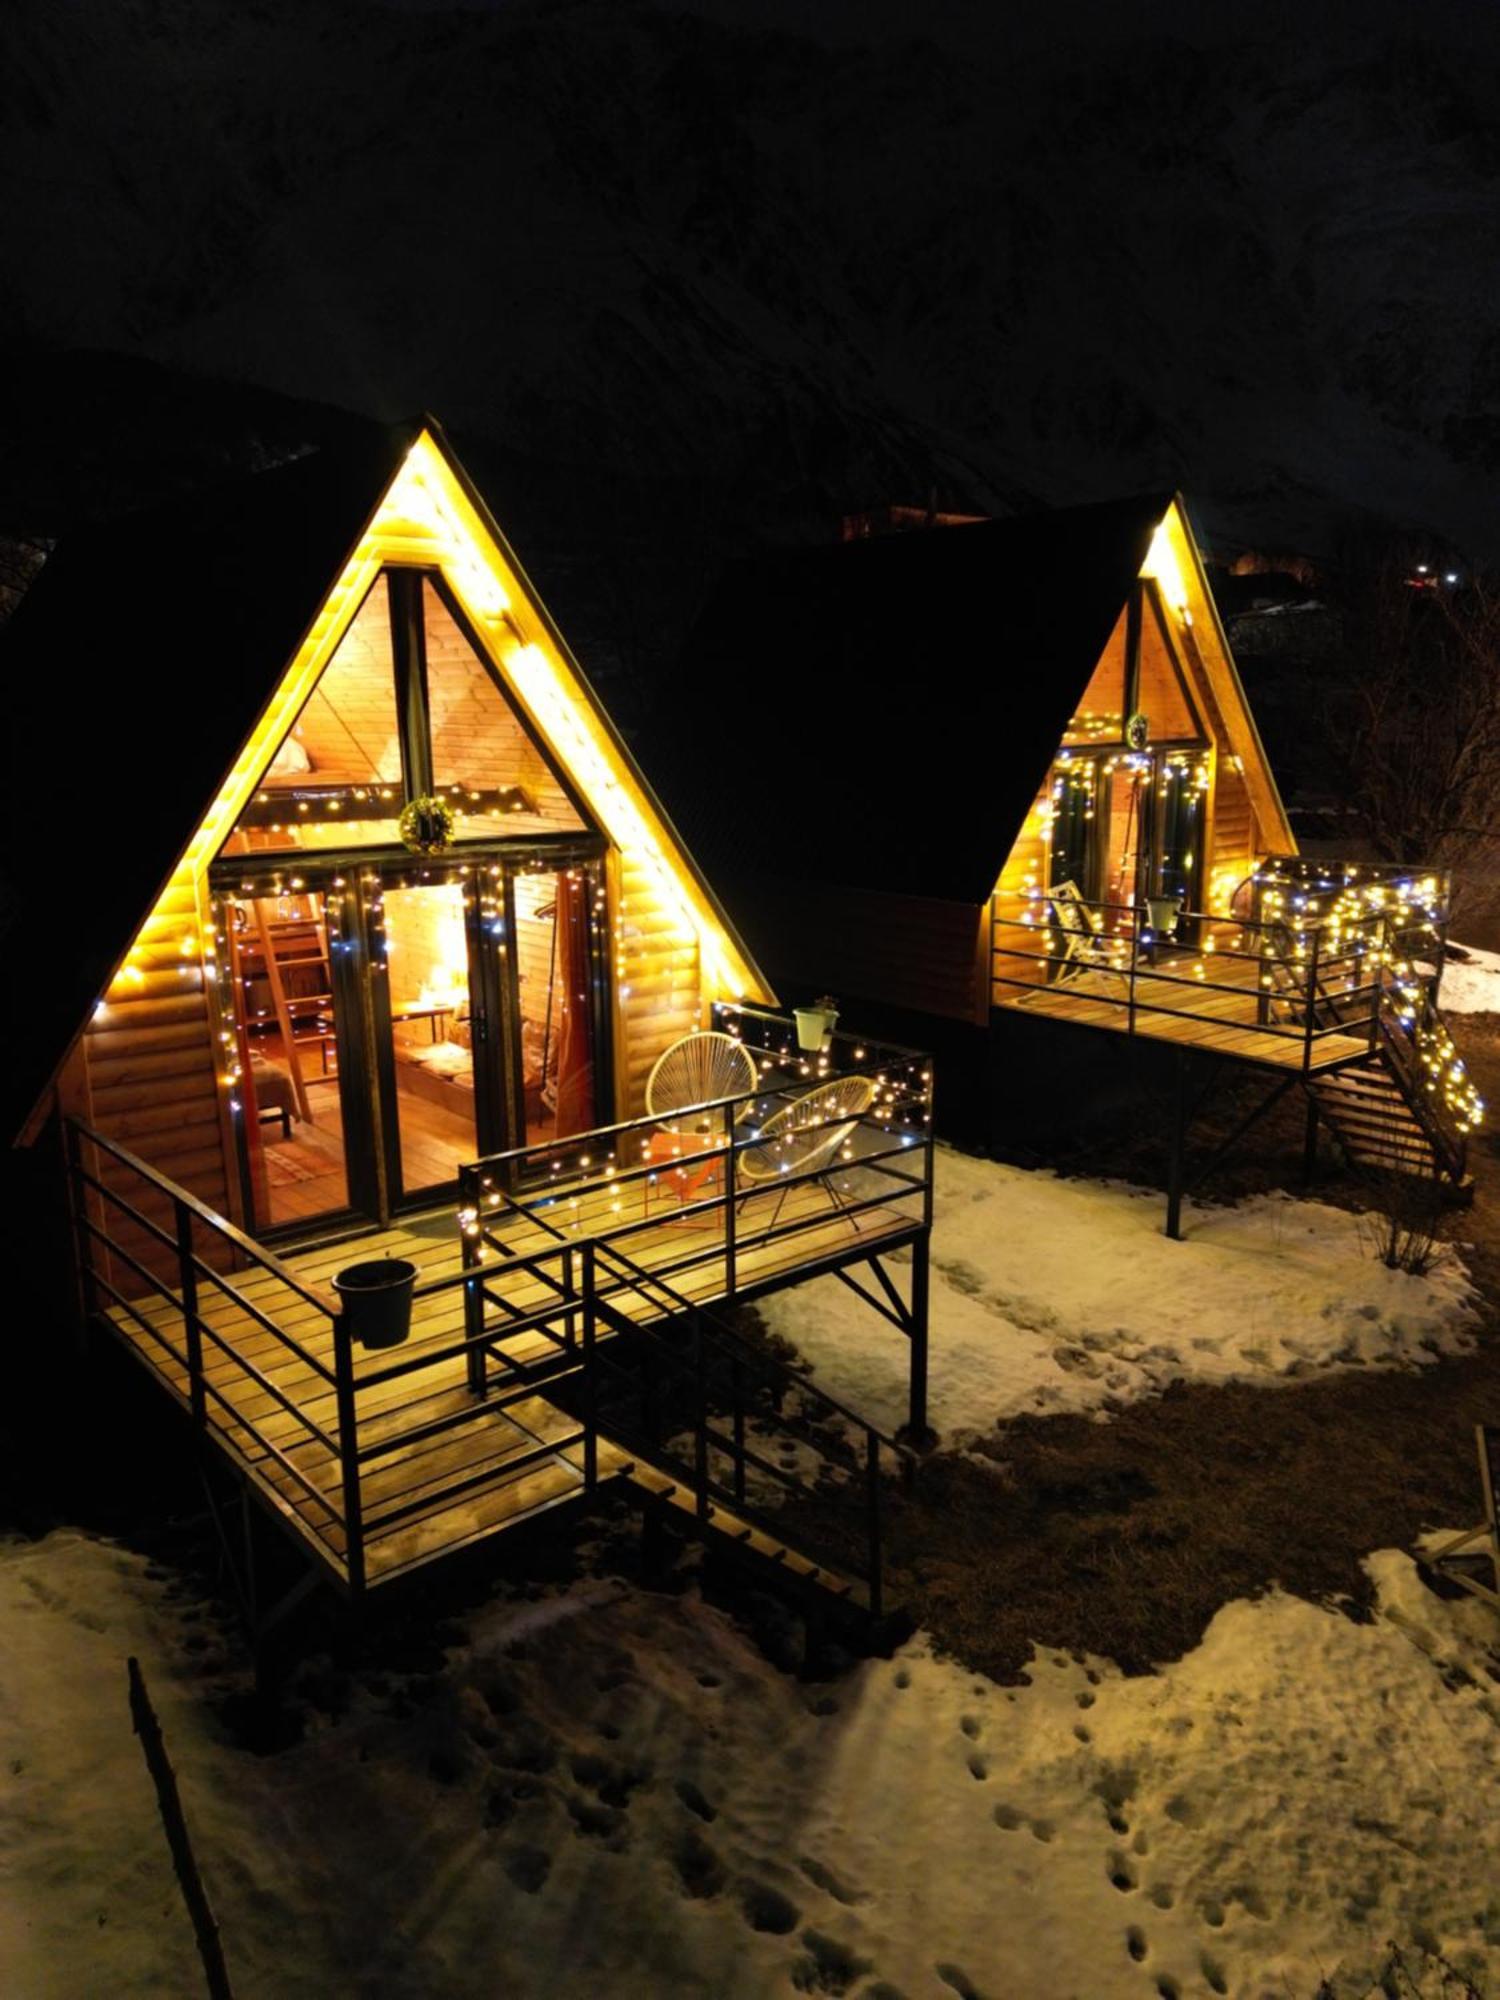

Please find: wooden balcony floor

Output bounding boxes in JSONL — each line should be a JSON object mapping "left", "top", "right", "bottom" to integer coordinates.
{"left": 102, "top": 1168, "right": 919, "bottom": 1589}
{"left": 996, "top": 954, "right": 1373, "bottom": 1071}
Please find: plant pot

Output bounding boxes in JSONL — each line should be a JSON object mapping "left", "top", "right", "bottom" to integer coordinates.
{"left": 794, "top": 1005, "right": 837, "bottom": 1053}
{"left": 332, "top": 1257, "right": 418, "bottom": 1349}
{"left": 1146, "top": 897, "right": 1183, "bottom": 940}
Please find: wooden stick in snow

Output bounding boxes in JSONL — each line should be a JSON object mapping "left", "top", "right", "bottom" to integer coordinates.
{"left": 127, "top": 1656, "right": 234, "bottom": 2000}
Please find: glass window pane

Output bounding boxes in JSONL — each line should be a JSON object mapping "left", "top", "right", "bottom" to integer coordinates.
{"left": 380, "top": 878, "right": 478, "bottom": 1196}
{"left": 513, "top": 865, "right": 598, "bottom": 1145}
{"left": 1135, "top": 598, "right": 1201, "bottom": 742}
{"left": 423, "top": 581, "right": 587, "bottom": 839}
{"left": 1062, "top": 606, "right": 1127, "bottom": 745}
{"left": 222, "top": 575, "right": 402, "bottom": 855}
{"left": 223, "top": 891, "right": 350, "bottom": 1226}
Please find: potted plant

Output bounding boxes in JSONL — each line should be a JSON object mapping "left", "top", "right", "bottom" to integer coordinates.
{"left": 794, "top": 994, "right": 839, "bottom": 1053}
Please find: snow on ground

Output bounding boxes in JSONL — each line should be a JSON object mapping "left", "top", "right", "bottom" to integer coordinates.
{"left": 4, "top": 1530, "right": 1500, "bottom": 1999}
{"left": 1443, "top": 944, "right": 1500, "bottom": 1016}
{"left": 763, "top": 1147, "right": 1477, "bottom": 1441}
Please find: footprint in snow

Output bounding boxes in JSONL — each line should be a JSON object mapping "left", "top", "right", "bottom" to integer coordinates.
{"left": 738, "top": 1880, "right": 799, "bottom": 1935}
{"left": 992, "top": 1804, "right": 1024, "bottom": 1831}
{"left": 935, "top": 1964, "right": 986, "bottom": 2000}
{"left": 959, "top": 1713, "right": 981, "bottom": 1739}
{"left": 673, "top": 1830, "right": 726, "bottom": 1900}
{"left": 1126, "top": 1925, "right": 1147, "bottom": 1962}
{"left": 966, "top": 1751, "right": 989, "bottom": 1780}
{"left": 798, "top": 1855, "right": 865, "bottom": 1906}
{"left": 1107, "top": 1850, "right": 1138, "bottom": 1892}
{"left": 1200, "top": 1952, "right": 1228, "bottom": 1994}
{"left": 793, "top": 1930, "right": 871, "bottom": 1994}
{"left": 674, "top": 1779, "right": 716, "bottom": 1822}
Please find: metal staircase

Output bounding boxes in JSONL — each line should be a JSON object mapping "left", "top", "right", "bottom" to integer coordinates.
{"left": 1253, "top": 902, "right": 1472, "bottom": 1194}
{"left": 1308, "top": 974, "right": 1473, "bottom": 1196}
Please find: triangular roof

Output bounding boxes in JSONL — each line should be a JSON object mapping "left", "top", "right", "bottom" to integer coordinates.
{"left": 650, "top": 490, "right": 1292, "bottom": 946}
{"left": 3, "top": 418, "right": 770, "bottom": 1142}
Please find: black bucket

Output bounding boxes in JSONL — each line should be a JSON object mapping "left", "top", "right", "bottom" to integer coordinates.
{"left": 332, "top": 1257, "right": 418, "bottom": 1349}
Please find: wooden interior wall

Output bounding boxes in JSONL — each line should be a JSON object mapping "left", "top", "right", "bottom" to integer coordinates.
{"left": 424, "top": 584, "right": 586, "bottom": 841}
{"left": 275, "top": 575, "right": 399, "bottom": 786}
{"left": 1061, "top": 609, "right": 1128, "bottom": 745}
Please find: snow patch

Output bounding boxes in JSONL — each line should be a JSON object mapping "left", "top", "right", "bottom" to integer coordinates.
{"left": 4, "top": 1531, "right": 1500, "bottom": 1997}
{"left": 763, "top": 1147, "right": 1476, "bottom": 1440}
{"left": 1442, "top": 943, "right": 1500, "bottom": 1016}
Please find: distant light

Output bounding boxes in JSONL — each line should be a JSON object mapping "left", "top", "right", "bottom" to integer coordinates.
{"left": 1416, "top": 563, "right": 1429, "bottom": 574}
{"left": 1445, "top": 572, "right": 1459, "bottom": 585}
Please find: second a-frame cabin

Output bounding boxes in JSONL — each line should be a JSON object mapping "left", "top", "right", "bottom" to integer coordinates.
{"left": 656, "top": 494, "right": 1481, "bottom": 1208}
{"left": 4, "top": 421, "right": 932, "bottom": 1635}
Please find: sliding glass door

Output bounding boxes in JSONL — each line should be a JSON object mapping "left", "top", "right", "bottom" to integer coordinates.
{"left": 218, "top": 849, "right": 611, "bottom": 1236}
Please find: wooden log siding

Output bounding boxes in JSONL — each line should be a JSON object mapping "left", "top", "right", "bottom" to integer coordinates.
{"left": 615, "top": 852, "right": 704, "bottom": 1113}
{"left": 990, "top": 786, "right": 1053, "bottom": 1003}
{"left": 1208, "top": 761, "right": 1257, "bottom": 913}
{"left": 80, "top": 872, "right": 236, "bottom": 1296}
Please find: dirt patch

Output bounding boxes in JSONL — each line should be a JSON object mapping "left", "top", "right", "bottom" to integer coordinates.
{"left": 860, "top": 1016, "right": 1500, "bottom": 1682}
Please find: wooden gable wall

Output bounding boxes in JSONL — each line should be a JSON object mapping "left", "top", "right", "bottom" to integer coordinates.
{"left": 60, "top": 432, "right": 768, "bottom": 1257}
{"left": 989, "top": 501, "right": 1296, "bottom": 1006}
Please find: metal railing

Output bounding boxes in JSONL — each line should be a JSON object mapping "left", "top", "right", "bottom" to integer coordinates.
{"left": 581, "top": 1235, "right": 910, "bottom": 1617}
{"left": 458, "top": 1004, "right": 934, "bottom": 1310}
{"left": 64, "top": 1119, "right": 350, "bottom": 1573}
{"left": 64, "top": 1122, "right": 601, "bottom": 1594}
{"left": 991, "top": 889, "right": 1391, "bottom": 1072}
{"left": 65, "top": 1008, "right": 935, "bottom": 1608}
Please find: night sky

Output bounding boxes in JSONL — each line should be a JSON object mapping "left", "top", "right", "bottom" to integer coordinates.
{"left": 5, "top": 0, "right": 1500, "bottom": 594}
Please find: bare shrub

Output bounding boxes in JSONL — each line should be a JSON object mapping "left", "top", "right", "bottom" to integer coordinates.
{"left": 1358, "top": 1165, "right": 1447, "bottom": 1278}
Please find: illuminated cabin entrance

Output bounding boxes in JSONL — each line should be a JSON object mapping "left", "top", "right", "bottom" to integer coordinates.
{"left": 216, "top": 851, "right": 609, "bottom": 1236}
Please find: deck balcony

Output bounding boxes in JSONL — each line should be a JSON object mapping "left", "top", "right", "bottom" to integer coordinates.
{"left": 66, "top": 1005, "right": 933, "bottom": 1614}
{"left": 992, "top": 860, "right": 1456, "bottom": 1074}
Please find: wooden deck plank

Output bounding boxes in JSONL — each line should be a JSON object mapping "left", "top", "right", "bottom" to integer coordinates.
{"left": 102, "top": 1163, "right": 920, "bottom": 1593}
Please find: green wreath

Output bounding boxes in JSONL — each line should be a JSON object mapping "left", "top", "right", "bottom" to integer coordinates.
{"left": 398, "top": 794, "right": 456, "bottom": 854}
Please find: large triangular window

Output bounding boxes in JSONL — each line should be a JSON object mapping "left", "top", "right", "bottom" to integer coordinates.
{"left": 221, "top": 567, "right": 588, "bottom": 856}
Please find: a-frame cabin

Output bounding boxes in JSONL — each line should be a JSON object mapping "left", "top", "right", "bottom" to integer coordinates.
{"left": 4, "top": 421, "right": 932, "bottom": 1636}
{"left": 655, "top": 494, "right": 1481, "bottom": 1209}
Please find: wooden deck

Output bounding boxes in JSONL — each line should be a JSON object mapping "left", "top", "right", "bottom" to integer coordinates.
{"left": 996, "top": 954, "right": 1374, "bottom": 1071}
{"left": 101, "top": 1169, "right": 920, "bottom": 1591}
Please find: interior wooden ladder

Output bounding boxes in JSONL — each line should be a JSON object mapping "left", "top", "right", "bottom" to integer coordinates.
{"left": 252, "top": 901, "right": 334, "bottom": 1122}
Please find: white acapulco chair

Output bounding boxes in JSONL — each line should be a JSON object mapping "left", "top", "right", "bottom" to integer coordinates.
{"left": 642, "top": 1031, "right": 760, "bottom": 1215}
{"left": 646, "top": 1031, "right": 759, "bottom": 1132}
{"left": 736, "top": 1073, "right": 879, "bottom": 1231}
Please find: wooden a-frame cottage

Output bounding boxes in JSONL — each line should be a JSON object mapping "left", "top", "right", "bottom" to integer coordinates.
{"left": 654, "top": 494, "right": 1481, "bottom": 1217}
{"left": 4, "top": 421, "right": 931, "bottom": 1640}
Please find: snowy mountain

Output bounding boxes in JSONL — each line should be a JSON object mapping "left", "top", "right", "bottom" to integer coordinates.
{"left": 3, "top": 0, "right": 1500, "bottom": 632}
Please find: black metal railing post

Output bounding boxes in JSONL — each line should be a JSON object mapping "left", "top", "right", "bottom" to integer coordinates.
{"left": 1302, "top": 925, "right": 1320, "bottom": 1076}
{"left": 866, "top": 1430, "right": 884, "bottom": 1623}
{"left": 461, "top": 1196, "right": 485, "bottom": 1397}
{"left": 332, "top": 1311, "right": 365, "bottom": 1597}
{"left": 723, "top": 1116, "right": 738, "bottom": 1299}
{"left": 62, "top": 1118, "right": 100, "bottom": 1343}
{"left": 1369, "top": 912, "right": 1389, "bottom": 1056}
{"left": 732, "top": 1359, "right": 747, "bottom": 1506}
{"left": 694, "top": 1318, "right": 710, "bottom": 1524}
{"left": 581, "top": 1241, "right": 598, "bottom": 1490}
{"left": 175, "top": 1198, "right": 205, "bottom": 1431}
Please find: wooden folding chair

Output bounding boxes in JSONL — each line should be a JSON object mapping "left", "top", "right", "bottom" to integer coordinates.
{"left": 1048, "top": 879, "right": 1126, "bottom": 986}
{"left": 1425, "top": 1425, "right": 1500, "bottom": 1611}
